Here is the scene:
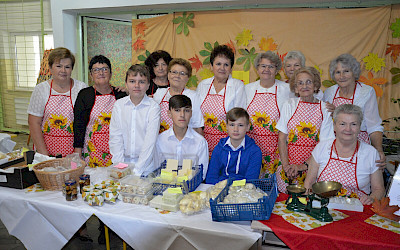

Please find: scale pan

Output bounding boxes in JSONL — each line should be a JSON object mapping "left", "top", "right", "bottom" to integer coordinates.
{"left": 287, "top": 185, "right": 306, "bottom": 194}
{"left": 312, "top": 181, "right": 342, "bottom": 198}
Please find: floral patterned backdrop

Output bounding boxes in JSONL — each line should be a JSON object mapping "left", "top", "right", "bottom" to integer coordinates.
{"left": 87, "top": 19, "right": 132, "bottom": 87}
{"left": 131, "top": 6, "right": 400, "bottom": 132}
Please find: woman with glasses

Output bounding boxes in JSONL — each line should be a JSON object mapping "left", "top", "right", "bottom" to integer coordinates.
{"left": 196, "top": 45, "right": 246, "bottom": 156}
{"left": 276, "top": 67, "right": 334, "bottom": 192}
{"left": 28, "top": 47, "right": 87, "bottom": 157}
{"left": 153, "top": 58, "right": 203, "bottom": 134}
{"left": 73, "top": 55, "right": 127, "bottom": 168}
{"left": 145, "top": 50, "right": 173, "bottom": 97}
{"left": 245, "top": 52, "right": 291, "bottom": 178}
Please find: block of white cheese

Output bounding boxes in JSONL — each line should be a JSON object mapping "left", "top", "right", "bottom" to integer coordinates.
{"left": 166, "top": 159, "right": 179, "bottom": 171}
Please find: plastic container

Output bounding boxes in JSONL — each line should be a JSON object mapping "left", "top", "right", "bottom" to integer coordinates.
{"left": 152, "top": 164, "right": 203, "bottom": 195}
{"left": 209, "top": 174, "right": 278, "bottom": 222}
{"left": 150, "top": 195, "right": 180, "bottom": 212}
{"left": 120, "top": 175, "right": 154, "bottom": 195}
{"left": 109, "top": 163, "right": 133, "bottom": 179}
{"left": 121, "top": 188, "right": 154, "bottom": 205}
{"left": 162, "top": 189, "right": 184, "bottom": 205}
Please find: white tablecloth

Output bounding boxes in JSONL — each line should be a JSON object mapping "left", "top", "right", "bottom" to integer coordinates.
{"left": 0, "top": 185, "right": 261, "bottom": 250}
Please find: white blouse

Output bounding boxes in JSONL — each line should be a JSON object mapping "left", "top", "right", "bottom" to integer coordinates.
{"left": 245, "top": 79, "right": 291, "bottom": 110}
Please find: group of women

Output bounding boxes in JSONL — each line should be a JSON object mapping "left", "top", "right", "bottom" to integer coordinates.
{"left": 28, "top": 45, "right": 386, "bottom": 205}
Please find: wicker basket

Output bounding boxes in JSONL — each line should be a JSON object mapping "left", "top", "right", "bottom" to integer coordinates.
{"left": 33, "top": 159, "right": 86, "bottom": 191}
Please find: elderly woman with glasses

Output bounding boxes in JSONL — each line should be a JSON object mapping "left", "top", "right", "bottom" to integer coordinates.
{"left": 28, "top": 47, "right": 87, "bottom": 157}
{"left": 245, "top": 51, "right": 291, "bottom": 178}
{"left": 73, "top": 55, "right": 127, "bottom": 168}
{"left": 323, "top": 54, "right": 385, "bottom": 167}
{"left": 303, "top": 104, "right": 385, "bottom": 205}
{"left": 196, "top": 45, "right": 246, "bottom": 156}
{"left": 153, "top": 58, "right": 203, "bottom": 134}
{"left": 276, "top": 67, "right": 335, "bottom": 192}
{"left": 283, "top": 51, "right": 323, "bottom": 100}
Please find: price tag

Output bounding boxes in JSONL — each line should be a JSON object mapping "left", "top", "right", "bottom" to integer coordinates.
{"left": 70, "top": 161, "right": 77, "bottom": 170}
{"left": 114, "top": 163, "right": 128, "bottom": 169}
{"left": 167, "top": 188, "right": 183, "bottom": 194}
{"left": 232, "top": 179, "right": 246, "bottom": 187}
{"left": 161, "top": 170, "right": 173, "bottom": 178}
{"left": 177, "top": 176, "right": 188, "bottom": 182}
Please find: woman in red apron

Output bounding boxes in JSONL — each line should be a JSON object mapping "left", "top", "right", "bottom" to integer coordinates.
{"left": 323, "top": 54, "right": 385, "bottom": 167}
{"left": 303, "top": 104, "right": 385, "bottom": 205}
{"left": 28, "top": 47, "right": 87, "bottom": 157}
{"left": 73, "top": 55, "right": 126, "bottom": 167}
{"left": 246, "top": 52, "right": 291, "bottom": 178}
{"left": 197, "top": 45, "right": 246, "bottom": 156}
{"left": 276, "top": 67, "right": 334, "bottom": 192}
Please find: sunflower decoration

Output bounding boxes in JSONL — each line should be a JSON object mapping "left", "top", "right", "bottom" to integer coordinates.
{"left": 92, "top": 120, "right": 102, "bottom": 132}
{"left": 105, "top": 158, "right": 113, "bottom": 167}
{"left": 270, "top": 120, "right": 278, "bottom": 132}
{"left": 159, "top": 121, "right": 170, "bottom": 133}
{"left": 218, "top": 120, "right": 227, "bottom": 132}
{"left": 252, "top": 112, "right": 270, "bottom": 128}
{"left": 204, "top": 113, "right": 218, "bottom": 127}
{"left": 49, "top": 114, "right": 68, "bottom": 129}
{"left": 349, "top": 192, "right": 359, "bottom": 199}
{"left": 288, "top": 129, "right": 297, "bottom": 143}
{"left": 296, "top": 171, "right": 307, "bottom": 185}
{"left": 89, "top": 156, "right": 103, "bottom": 168}
{"left": 87, "top": 141, "right": 96, "bottom": 152}
{"left": 43, "top": 121, "right": 50, "bottom": 133}
{"left": 99, "top": 112, "right": 112, "bottom": 125}
{"left": 268, "top": 158, "right": 281, "bottom": 174}
{"left": 337, "top": 187, "right": 348, "bottom": 197}
{"left": 67, "top": 122, "right": 73, "bottom": 134}
{"left": 280, "top": 168, "right": 289, "bottom": 183}
{"left": 296, "top": 121, "right": 317, "bottom": 139}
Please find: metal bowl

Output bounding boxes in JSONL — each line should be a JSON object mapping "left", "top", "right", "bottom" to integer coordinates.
{"left": 287, "top": 185, "right": 306, "bottom": 194}
{"left": 312, "top": 181, "right": 342, "bottom": 198}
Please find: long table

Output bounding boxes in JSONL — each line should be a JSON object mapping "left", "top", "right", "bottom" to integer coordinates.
{"left": 0, "top": 185, "right": 261, "bottom": 250}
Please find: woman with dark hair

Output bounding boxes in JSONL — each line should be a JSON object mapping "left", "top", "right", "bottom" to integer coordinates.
{"left": 73, "top": 55, "right": 127, "bottom": 168}
{"left": 196, "top": 45, "right": 246, "bottom": 156}
{"left": 28, "top": 47, "right": 87, "bottom": 157}
{"left": 144, "top": 50, "right": 173, "bottom": 96}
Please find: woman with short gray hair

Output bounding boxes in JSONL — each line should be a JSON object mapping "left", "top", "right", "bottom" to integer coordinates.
{"left": 245, "top": 51, "right": 291, "bottom": 178}
{"left": 323, "top": 53, "right": 385, "bottom": 168}
{"left": 303, "top": 104, "right": 385, "bottom": 205}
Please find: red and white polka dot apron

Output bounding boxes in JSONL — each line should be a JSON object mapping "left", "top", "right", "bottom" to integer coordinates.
{"left": 83, "top": 88, "right": 116, "bottom": 168}
{"left": 247, "top": 86, "right": 280, "bottom": 178}
{"left": 158, "top": 88, "right": 184, "bottom": 133}
{"left": 332, "top": 83, "right": 370, "bottom": 144}
{"left": 201, "top": 81, "right": 227, "bottom": 156}
{"left": 277, "top": 101, "right": 323, "bottom": 192}
{"left": 41, "top": 79, "right": 74, "bottom": 157}
{"left": 318, "top": 140, "right": 366, "bottom": 198}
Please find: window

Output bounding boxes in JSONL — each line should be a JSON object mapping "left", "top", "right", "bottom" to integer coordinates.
{"left": 13, "top": 33, "right": 53, "bottom": 89}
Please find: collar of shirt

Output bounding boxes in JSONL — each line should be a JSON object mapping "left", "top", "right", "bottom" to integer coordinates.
{"left": 123, "top": 95, "right": 151, "bottom": 107}
{"left": 167, "top": 127, "right": 194, "bottom": 142}
{"left": 224, "top": 137, "right": 246, "bottom": 151}
{"left": 257, "top": 80, "right": 277, "bottom": 93}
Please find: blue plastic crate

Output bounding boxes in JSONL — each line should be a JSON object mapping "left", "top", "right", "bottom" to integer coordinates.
{"left": 151, "top": 163, "right": 203, "bottom": 195}
{"left": 209, "top": 174, "right": 278, "bottom": 222}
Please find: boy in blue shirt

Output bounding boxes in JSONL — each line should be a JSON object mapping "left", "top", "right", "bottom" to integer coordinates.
{"left": 205, "top": 107, "right": 262, "bottom": 184}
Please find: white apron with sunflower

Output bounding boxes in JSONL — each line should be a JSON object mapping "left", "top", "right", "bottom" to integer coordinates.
{"left": 247, "top": 86, "right": 280, "bottom": 178}
{"left": 318, "top": 140, "right": 366, "bottom": 199}
{"left": 332, "top": 82, "right": 370, "bottom": 144}
{"left": 277, "top": 100, "right": 323, "bottom": 192}
{"left": 83, "top": 88, "right": 116, "bottom": 168}
{"left": 41, "top": 79, "right": 74, "bottom": 157}
{"left": 158, "top": 87, "right": 184, "bottom": 133}
{"left": 201, "top": 81, "right": 227, "bottom": 156}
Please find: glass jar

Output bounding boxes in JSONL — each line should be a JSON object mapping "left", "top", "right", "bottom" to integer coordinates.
{"left": 65, "top": 180, "right": 78, "bottom": 201}
{"left": 87, "top": 189, "right": 104, "bottom": 206}
{"left": 79, "top": 174, "right": 90, "bottom": 194}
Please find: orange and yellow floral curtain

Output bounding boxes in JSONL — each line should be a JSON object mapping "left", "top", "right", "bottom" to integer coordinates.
{"left": 132, "top": 6, "right": 400, "bottom": 130}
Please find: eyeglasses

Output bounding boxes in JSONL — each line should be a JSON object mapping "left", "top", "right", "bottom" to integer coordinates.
{"left": 91, "top": 67, "right": 110, "bottom": 74}
{"left": 169, "top": 70, "right": 188, "bottom": 76}
{"left": 259, "top": 64, "right": 276, "bottom": 70}
{"left": 296, "top": 80, "right": 313, "bottom": 86}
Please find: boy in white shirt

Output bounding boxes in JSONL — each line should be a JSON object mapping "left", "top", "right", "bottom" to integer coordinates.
{"left": 109, "top": 64, "right": 161, "bottom": 176}
{"left": 156, "top": 95, "right": 209, "bottom": 179}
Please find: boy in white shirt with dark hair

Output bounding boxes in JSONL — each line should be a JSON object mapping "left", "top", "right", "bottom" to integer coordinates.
{"left": 109, "top": 64, "right": 160, "bottom": 176}
{"left": 156, "top": 95, "right": 208, "bottom": 179}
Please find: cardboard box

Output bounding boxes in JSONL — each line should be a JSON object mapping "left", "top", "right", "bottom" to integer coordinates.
{"left": 0, "top": 151, "right": 38, "bottom": 189}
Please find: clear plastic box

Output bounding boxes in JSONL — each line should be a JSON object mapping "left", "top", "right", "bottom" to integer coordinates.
{"left": 120, "top": 175, "right": 154, "bottom": 195}
{"left": 121, "top": 188, "right": 154, "bottom": 205}
{"left": 108, "top": 163, "right": 133, "bottom": 179}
